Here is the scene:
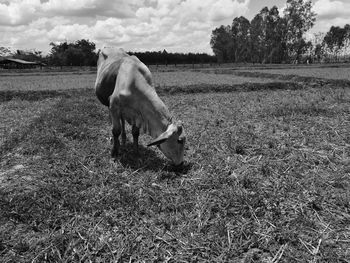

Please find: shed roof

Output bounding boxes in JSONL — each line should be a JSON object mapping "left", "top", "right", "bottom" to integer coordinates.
{"left": 0, "top": 58, "right": 42, "bottom": 65}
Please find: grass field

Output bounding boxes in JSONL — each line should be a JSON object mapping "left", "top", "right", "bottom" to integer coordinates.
{"left": 240, "top": 67, "right": 350, "bottom": 81}
{"left": 1, "top": 65, "right": 350, "bottom": 262}
{"left": 0, "top": 71, "right": 285, "bottom": 92}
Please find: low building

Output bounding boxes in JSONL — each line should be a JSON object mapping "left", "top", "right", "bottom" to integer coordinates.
{"left": 0, "top": 58, "right": 45, "bottom": 69}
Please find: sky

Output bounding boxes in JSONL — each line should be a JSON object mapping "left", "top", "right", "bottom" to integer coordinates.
{"left": 0, "top": 0, "right": 350, "bottom": 55}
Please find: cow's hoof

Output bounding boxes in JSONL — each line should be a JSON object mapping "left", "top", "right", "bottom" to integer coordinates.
{"left": 111, "top": 148, "right": 119, "bottom": 158}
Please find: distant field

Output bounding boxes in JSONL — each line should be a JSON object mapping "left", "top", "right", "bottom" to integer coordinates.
{"left": 197, "top": 65, "right": 350, "bottom": 88}
{"left": 2, "top": 64, "right": 350, "bottom": 93}
{"left": 0, "top": 73, "right": 95, "bottom": 91}
{"left": 0, "top": 70, "right": 285, "bottom": 92}
{"left": 242, "top": 67, "right": 350, "bottom": 81}
{"left": 153, "top": 71, "right": 285, "bottom": 87}
{"left": 1, "top": 66, "right": 350, "bottom": 262}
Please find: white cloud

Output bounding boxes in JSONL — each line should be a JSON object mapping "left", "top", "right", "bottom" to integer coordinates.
{"left": 47, "top": 24, "right": 91, "bottom": 42}
{"left": 0, "top": 0, "right": 41, "bottom": 25}
{"left": 92, "top": 18, "right": 124, "bottom": 40}
{"left": 312, "top": 17, "right": 350, "bottom": 34}
{"left": 29, "top": 16, "right": 71, "bottom": 29}
{"left": 41, "top": 0, "right": 136, "bottom": 18}
{"left": 169, "top": 0, "right": 249, "bottom": 25}
{"left": 209, "top": 0, "right": 250, "bottom": 22}
{"left": 310, "top": 0, "right": 350, "bottom": 33}
{"left": 313, "top": 0, "right": 350, "bottom": 19}
{"left": 0, "top": 0, "right": 250, "bottom": 54}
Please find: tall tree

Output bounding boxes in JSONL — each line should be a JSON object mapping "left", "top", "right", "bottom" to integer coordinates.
{"left": 323, "top": 25, "right": 350, "bottom": 55}
{"left": 265, "top": 6, "right": 286, "bottom": 63}
{"left": 49, "top": 42, "right": 69, "bottom": 65}
{"left": 250, "top": 9, "right": 266, "bottom": 63}
{"left": 231, "top": 16, "right": 251, "bottom": 62}
{"left": 48, "top": 39, "right": 97, "bottom": 66}
{"left": 210, "top": 0, "right": 317, "bottom": 63}
{"left": 75, "top": 39, "right": 96, "bottom": 65}
{"left": 283, "top": 0, "right": 316, "bottom": 62}
{"left": 250, "top": 6, "right": 286, "bottom": 63}
{"left": 210, "top": 25, "right": 233, "bottom": 62}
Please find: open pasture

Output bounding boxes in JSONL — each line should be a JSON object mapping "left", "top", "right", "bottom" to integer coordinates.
{"left": 0, "top": 70, "right": 285, "bottom": 92}
{"left": 211, "top": 66, "right": 350, "bottom": 91}
{"left": 239, "top": 67, "right": 350, "bottom": 81}
{"left": 198, "top": 63, "right": 350, "bottom": 88}
{"left": 0, "top": 67, "right": 350, "bottom": 262}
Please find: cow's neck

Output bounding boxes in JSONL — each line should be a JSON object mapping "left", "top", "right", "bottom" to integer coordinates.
{"left": 141, "top": 89, "right": 172, "bottom": 138}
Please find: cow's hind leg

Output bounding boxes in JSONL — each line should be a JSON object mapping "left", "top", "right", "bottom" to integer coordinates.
{"left": 110, "top": 101, "right": 122, "bottom": 158}
{"left": 132, "top": 125, "right": 140, "bottom": 153}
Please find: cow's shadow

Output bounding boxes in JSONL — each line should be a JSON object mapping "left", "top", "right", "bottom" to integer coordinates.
{"left": 116, "top": 142, "right": 191, "bottom": 175}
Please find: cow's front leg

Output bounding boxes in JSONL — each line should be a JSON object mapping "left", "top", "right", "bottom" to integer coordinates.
{"left": 110, "top": 101, "right": 121, "bottom": 158}
{"left": 111, "top": 127, "right": 121, "bottom": 158}
{"left": 132, "top": 125, "right": 140, "bottom": 153}
{"left": 121, "top": 116, "right": 126, "bottom": 146}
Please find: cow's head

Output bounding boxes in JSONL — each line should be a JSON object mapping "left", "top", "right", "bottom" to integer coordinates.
{"left": 97, "top": 47, "right": 125, "bottom": 65}
{"left": 147, "top": 121, "right": 186, "bottom": 166}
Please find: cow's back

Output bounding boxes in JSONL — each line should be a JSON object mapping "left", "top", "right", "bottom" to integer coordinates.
{"left": 95, "top": 48, "right": 129, "bottom": 106}
{"left": 95, "top": 48, "right": 154, "bottom": 107}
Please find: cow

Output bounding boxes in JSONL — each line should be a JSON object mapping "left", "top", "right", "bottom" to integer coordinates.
{"left": 95, "top": 47, "right": 186, "bottom": 166}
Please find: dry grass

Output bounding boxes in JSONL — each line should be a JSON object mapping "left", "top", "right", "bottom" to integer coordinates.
{"left": 0, "top": 69, "right": 350, "bottom": 262}
{"left": 0, "top": 98, "right": 61, "bottom": 150}
{"left": 0, "top": 73, "right": 95, "bottom": 91}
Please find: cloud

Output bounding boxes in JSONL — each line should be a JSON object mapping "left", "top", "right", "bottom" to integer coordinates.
{"left": 129, "top": 0, "right": 250, "bottom": 52}
{"left": 92, "top": 18, "right": 124, "bottom": 40}
{"left": 7, "top": 0, "right": 346, "bottom": 55}
{"left": 47, "top": 24, "right": 91, "bottom": 42}
{"left": 0, "top": 0, "right": 41, "bottom": 25}
{"left": 209, "top": 0, "right": 250, "bottom": 22}
{"left": 41, "top": 0, "right": 136, "bottom": 18}
{"left": 0, "top": 0, "right": 250, "bottom": 54}
{"left": 313, "top": 0, "right": 350, "bottom": 19}
{"left": 312, "top": 17, "right": 350, "bottom": 34}
{"left": 0, "top": 0, "right": 139, "bottom": 26}
{"left": 310, "top": 0, "right": 350, "bottom": 33}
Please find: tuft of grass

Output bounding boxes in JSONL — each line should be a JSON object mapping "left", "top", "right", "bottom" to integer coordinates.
{"left": 1, "top": 72, "right": 350, "bottom": 262}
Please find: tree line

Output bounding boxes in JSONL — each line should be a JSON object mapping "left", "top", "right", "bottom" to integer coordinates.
{"left": 321, "top": 25, "right": 350, "bottom": 61}
{"left": 210, "top": 0, "right": 317, "bottom": 63}
{"left": 0, "top": 41, "right": 216, "bottom": 67}
{"left": 48, "top": 39, "right": 97, "bottom": 66}
{"left": 210, "top": 0, "right": 350, "bottom": 64}
{"left": 129, "top": 50, "right": 216, "bottom": 65}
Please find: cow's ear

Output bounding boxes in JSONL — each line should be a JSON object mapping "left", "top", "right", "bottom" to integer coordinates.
{"left": 176, "top": 122, "right": 183, "bottom": 135}
{"left": 147, "top": 132, "right": 170, "bottom": 146}
{"left": 101, "top": 50, "right": 108, "bottom": 60}
{"left": 174, "top": 120, "right": 184, "bottom": 136}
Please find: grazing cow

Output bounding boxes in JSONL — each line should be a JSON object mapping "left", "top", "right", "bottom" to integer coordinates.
{"left": 95, "top": 47, "right": 186, "bottom": 165}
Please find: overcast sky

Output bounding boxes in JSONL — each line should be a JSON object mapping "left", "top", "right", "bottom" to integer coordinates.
{"left": 0, "top": 0, "right": 350, "bottom": 54}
